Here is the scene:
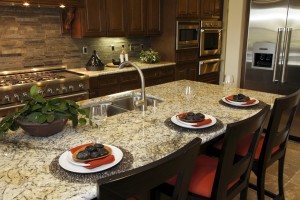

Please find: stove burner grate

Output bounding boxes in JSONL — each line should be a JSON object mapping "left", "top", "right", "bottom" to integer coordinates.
{"left": 0, "top": 71, "right": 66, "bottom": 86}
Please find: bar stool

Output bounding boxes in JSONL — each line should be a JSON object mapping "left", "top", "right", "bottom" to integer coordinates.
{"left": 213, "top": 89, "right": 300, "bottom": 199}
{"left": 97, "top": 138, "right": 202, "bottom": 200}
{"left": 157, "top": 105, "right": 270, "bottom": 200}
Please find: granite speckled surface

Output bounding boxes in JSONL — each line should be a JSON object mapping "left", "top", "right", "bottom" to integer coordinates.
{"left": 67, "top": 61, "right": 176, "bottom": 77}
{"left": 0, "top": 80, "right": 281, "bottom": 200}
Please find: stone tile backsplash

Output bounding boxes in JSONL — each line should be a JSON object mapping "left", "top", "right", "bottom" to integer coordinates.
{"left": 0, "top": 6, "right": 151, "bottom": 71}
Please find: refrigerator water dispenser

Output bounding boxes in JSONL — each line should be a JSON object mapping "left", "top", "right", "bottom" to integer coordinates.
{"left": 252, "top": 42, "right": 276, "bottom": 70}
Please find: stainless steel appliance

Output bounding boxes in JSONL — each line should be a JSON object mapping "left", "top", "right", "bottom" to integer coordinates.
{"left": 199, "top": 20, "right": 222, "bottom": 57}
{"left": 198, "top": 58, "right": 221, "bottom": 75}
{"left": 0, "top": 67, "right": 89, "bottom": 117}
{"left": 242, "top": 0, "right": 300, "bottom": 140}
{"left": 176, "top": 21, "right": 200, "bottom": 50}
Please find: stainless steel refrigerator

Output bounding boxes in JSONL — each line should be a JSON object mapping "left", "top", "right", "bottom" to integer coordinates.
{"left": 242, "top": 0, "right": 300, "bottom": 140}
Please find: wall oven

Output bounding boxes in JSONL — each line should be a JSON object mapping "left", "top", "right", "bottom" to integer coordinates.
{"left": 176, "top": 21, "right": 200, "bottom": 50}
{"left": 200, "top": 20, "right": 222, "bottom": 57}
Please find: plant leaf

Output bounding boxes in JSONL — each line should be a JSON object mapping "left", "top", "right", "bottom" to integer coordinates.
{"left": 30, "top": 85, "right": 39, "bottom": 97}
{"left": 79, "top": 118, "right": 86, "bottom": 125}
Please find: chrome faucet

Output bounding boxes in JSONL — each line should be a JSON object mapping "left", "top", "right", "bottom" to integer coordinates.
{"left": 119, "top": 61, "right": 147, "bottom": 111}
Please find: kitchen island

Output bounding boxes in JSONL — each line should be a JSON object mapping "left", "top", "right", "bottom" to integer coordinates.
{"left": 0, "top": 80, "right": 281, "bottom": 200}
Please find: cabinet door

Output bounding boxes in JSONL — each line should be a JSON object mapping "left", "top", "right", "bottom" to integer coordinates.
{"left": 81, "top": 0, "right": 106, "bottom": 37}
{"left": 159, "top": 66, "right": 175, "bottom": 84}
{"left": 146, "top": 0, "right": 161, "bottom": 35}
{"left": 201, "top": 0, "right": 222, "bottom": 19}
{"left": 106, "top": 0, "right": 126, "bottom": 36}
{"left": 144, "top": 68, "right": 160, "bottom": 86}
{"left": 176, "top": 0, "right": 200, "bottom": 18}
{"left": 213, "top": 0, "right": 222, "bottom": 19}
{"left": 198, "top": 72, "right": 219, "bottom": 84}
{"left": 89, "top": 75, "right": 119, "bottom": 98}
{"left": 127, "top": 0, "right": 146, "bottom": 36}
{"left": 176, "top": 63, "right": 197, "bottom": 81}
{"left": 119, "top": 71, "right": 140, "bottom": 92}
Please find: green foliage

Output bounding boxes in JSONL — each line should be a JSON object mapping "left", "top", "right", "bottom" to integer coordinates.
{"left": 139, "top": 48, "right": 160, "bottom": 63}
{"left": 0, "top": 85, "right": 89, "bottom": 136}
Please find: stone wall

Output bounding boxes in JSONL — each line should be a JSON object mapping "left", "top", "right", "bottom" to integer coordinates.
{"left": 0, "top": 6, "right": 151, "bottom": 71}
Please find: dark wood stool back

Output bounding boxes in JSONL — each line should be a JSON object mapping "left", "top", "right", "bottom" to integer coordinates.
{"left": 97, "top": 138, "right": 202, "bottom": 200}
{"left": 251, "top": 89, "right": 300, "bottom": 200}
{"left": 210, "top": 105, "right": 270, "bottom": 199}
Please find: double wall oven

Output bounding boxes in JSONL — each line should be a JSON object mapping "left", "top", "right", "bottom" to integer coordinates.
{"left": 0, "top": 67, "right": 89, "bottom": 117}
{"left": 175, "top": 20, "right": 222, "bottom": 82}
{"left": 198, "top": 20, "right": 222, "bottom": 82}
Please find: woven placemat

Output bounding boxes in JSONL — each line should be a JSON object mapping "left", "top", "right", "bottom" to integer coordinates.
{"left": 164, "top": 117, "right": 225, "bottom": 134}
{"left": 49, "top": 147, "right": 133, "bottom": 183}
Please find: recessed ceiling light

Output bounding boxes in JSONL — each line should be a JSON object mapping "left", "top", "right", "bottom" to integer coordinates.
{"left": 23, "top": 2, "right": 30, "bottom": 6}
{"left": 59, "top": 4, "right": 66, "bottom": 8}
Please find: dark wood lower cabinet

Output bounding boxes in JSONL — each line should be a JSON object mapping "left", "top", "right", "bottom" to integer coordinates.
{"left": 198, "top": 72, "right": 220, "bottom": 85}
{"left": 89, "top": 74, "right": 119, "bottom": 98}
{"left": 89, "top": 65, "right": 175, "bottom": 98}
{"left": 119, "top": 71, "right": 140, "bottom": 92}
{"left": 175, "top": 62, "right": 197, "bottom": 81}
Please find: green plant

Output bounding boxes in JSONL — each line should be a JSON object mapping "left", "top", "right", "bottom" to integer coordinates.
{"left": 0, "top": 85, "right": 89, "bottom": 136}
{"left": 139, "top": 48, "right": 160, "bottom": 63}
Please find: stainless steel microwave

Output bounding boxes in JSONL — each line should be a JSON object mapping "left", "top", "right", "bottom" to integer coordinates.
{"left": 176, "top": 21, "right": 200, "bottom": 50}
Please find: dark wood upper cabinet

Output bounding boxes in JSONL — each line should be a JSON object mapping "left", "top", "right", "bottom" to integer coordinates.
{"left": 106, "top": 0, "right": 126, "bottom": 36}
{"left": 176, "top": 0, "right": 200, "bottom": 19}
{"left": 72, "top": 0, "right": 160, "bottom": 38}
{"left": 146, "top": 0, "right": 161, "bottom": 35}
{"left": 127, "top": 0, "right": 146, "bottom": 36}
{"left": 0, "top": 0, "right": 80, "bottom": 6}
{"left": 200, "top": 0, "right": 222, "bottom": 19}
{"left": 73, "top": 0, "right": 106, "bottom": 37}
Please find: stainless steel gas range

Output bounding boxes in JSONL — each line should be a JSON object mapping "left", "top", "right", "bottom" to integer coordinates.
{"left": 0, "top": 67, "right": 89, "bottom": 117}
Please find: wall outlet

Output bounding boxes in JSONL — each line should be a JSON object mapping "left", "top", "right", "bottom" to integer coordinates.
{"left": 82, "top": 46, "right": 88, "bottom": 54}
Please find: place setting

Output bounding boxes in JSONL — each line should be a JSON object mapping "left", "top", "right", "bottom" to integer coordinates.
{"left": 50, "top": 142, "right": 133, "bottom": 183}
{"left": 221, "top": 93, "right": 259, "bottom": 107}
{"left": 58, "top": 142, "right": 124, "bottom": 174}
{"left": 165, "top": 111, "right": 224, "bottom": 134}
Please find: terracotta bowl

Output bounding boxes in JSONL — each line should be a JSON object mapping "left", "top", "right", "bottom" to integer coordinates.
{"left": 16, "top": 118, "right": 68, "bottom": 137}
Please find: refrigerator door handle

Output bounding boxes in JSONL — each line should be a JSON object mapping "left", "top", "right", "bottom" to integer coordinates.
{"left": 273, "top": 28, "right": 284, "bottom": 83}
{"left": 281, "top": 27, "right": 292, "bottom": 83}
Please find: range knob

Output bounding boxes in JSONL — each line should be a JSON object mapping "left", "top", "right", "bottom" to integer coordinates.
{"left": 14, "top": 94, "right": 20, "bottom": 101}
{"left": 22, "top": 92, "right": 28, "bottom": 98}
{"left": 56, "top": 88, "right": 60, "bottom": 93}
{"left": 38, "top": 90, "right": 44, "bottom": 95}
{"left": 78, "top": 83, "right": 84, "bottom": 89}
{"left": 4, "top": 95, "right": 10, "bottom": 102}
{"left": 69, "top": 85, "right": 74, "bottom": 91}
{"left": 62, "top": 86, "right": 67, "bottom": 92}
{"left": 47, "top": 88, "right": 53, "bottom": 94}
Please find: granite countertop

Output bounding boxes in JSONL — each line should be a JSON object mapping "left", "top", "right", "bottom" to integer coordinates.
{"left": 67, "top": 61, "right": 176, "bottom": 77}
{"left": 0, "top": 80, "right": 281, "bottom": 200}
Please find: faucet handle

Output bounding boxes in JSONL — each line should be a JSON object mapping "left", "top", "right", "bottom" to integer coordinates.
{"left": 134, "top": 99, "right": 145, "bottom": 107}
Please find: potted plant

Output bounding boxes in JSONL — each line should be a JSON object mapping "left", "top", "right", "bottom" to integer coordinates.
{"left": 139, "top": 48, "right": 160, "bottom": 64}
{"left": 0, "top": 85, "right": 89, "bottom": 137}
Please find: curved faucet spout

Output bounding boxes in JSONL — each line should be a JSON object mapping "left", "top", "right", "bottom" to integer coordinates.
{"left": 119, "top": 61, "right": 147, "bottom": 111}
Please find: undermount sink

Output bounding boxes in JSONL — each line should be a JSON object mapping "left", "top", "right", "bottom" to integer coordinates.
{"left": 91, "top": 92, "right": 163, "bottom": 118}
{"left": 111, "top": 93, "right": 163, "bottom": 111}
{"left": 106, "top": 104, "right": 129, "bottom": 117}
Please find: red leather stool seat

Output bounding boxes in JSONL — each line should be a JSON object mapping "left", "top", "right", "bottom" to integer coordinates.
{"left": 167, "top": 155, "right": 238, "bottom": 198}
{"left": 214, "top": 134, "right": 280, "bottom": 160}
